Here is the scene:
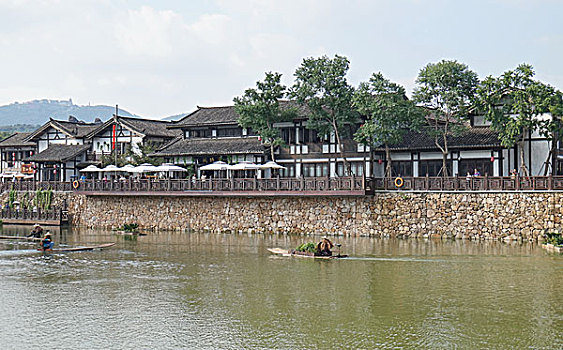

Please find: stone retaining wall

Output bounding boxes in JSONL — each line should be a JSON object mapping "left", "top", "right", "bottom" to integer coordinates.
{"left": 59, "top": 192, "right": 563, "bottom": 240}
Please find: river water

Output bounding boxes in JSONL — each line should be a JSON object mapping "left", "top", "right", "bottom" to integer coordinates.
{"left": 0, "top": 226, "right": 561, "bottom": 349}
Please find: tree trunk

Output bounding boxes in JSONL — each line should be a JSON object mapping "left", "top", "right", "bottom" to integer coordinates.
{"left": 270, "top": 142, "right": 276, "bottom": 162}
{"left": 385, "top": 144, "right": 392, "bottom": 177}
{"left": 441, "top": 151, "right": 449, "bottom": 177}
{"left": 333, "top": 125, "right": 350, "bottom": 176}
{"left": 519, "top": 138, "right": 529, "bottom": 177}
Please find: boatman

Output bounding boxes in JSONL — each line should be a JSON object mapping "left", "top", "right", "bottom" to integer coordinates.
{"left": 40, "top": 232, "right": 54, "bottom": 251}
{"left": 316, "top": 237, "right": 334, "bottom": 256}
{"left": 27, "top": 224, "right": 44, "bottom": 238}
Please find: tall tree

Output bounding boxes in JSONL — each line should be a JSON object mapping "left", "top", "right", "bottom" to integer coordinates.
{"left": 291, "top": 55, "right": 357, "bottom": 175}
{"left": 353, "top": 73, "right": 424, "bottom": 177}
{"left": 234, "top": 72, "right": 295, "bottom": 162}
{"left": 477, "top": 64, "right": 563, "bottom": 176}
{"left": 413, "top": 60, "right": 478, "bottom": 176}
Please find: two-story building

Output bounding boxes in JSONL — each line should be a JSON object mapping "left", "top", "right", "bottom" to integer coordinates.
{"left": 0, "top": 132, "right": 37, "bottom": 175}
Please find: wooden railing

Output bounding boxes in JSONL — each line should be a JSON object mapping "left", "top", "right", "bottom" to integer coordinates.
{"left": 75, "top": 177, "right": 366, "bottom": 193}
{"left": 369, "top": 175, "right": 563, "bottom": 191}
{"left": 0, "top": 181, "right": 73, "bottom": 192}
{"left": 0, "top": 208, "right": 68, "bottom": 223}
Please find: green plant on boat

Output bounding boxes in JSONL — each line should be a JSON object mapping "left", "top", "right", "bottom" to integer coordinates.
{"left": 295, "top": 242, "right": 318, "bottom": 254}
{"left": 119, "top": 223, "right": 139, "bottom": 233}
{"left": 544, "top": 232, "right": 563, "bottom": 247}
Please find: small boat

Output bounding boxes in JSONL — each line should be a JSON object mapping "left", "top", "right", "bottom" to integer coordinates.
{"left": 268, "top": 248, "right": 348, "bottom": 259}
{"left": 0, "top": 235, "right": 42, "bottom": 241}
{"left": 37, "top": 242, "right": 116, "bottom": 253}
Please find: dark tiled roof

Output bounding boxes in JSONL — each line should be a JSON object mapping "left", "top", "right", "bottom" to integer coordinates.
{"left": 173, "top": 100, "right": 309, "bottom": 127}
{"left": 386, "top": 127, "right": 502, "bottom": 151}
{"left": 26, "top": 119, "right": 99, "bottom": 141}
{"left": 85, "top": 116, "right": 181, "bottom": 139}
{"left": 118, "top": 116, "right": 181, "bottom": 138}
{"left": 153, "top": 137, "right": 265, "bottom": 156}
{"left": 24, "top": 144, "right": 91, "bottom": 162}
{"left": 0, "top": 132, "right": 35, "bottom": 148}
{"left": 51, "top": 119, "right": 100, "bottom": 138}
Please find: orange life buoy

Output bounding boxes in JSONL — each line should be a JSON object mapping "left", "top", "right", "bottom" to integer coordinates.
{"left": 72, "top": 180, "right": 80, "bottom": 189}
{"left": 394, "top": 177, "right": 404, "bottom": 188}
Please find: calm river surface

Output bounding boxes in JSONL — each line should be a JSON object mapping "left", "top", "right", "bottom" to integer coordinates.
{"left": 0, "top": 226, "right": 561, "bottom": 349}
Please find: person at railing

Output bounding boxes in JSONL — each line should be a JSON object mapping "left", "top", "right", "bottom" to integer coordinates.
{"left": 473, "top": 168, "right": 481, "bottom": 177}
{"left": 27, "top": 223, "right": 43, "bottom": 238}
{"left": 40, "top": 231, "right": 54, "bottom": 251}
{"left": 510, "top": 169, "right": 518, "bottom": 179}
{"left": 466, "top": 171, "right": 472, "bottom": 182}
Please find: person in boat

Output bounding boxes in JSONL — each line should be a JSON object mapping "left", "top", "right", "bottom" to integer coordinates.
{"left": 40, "top": 232, "right": 54, "bottom": 251}
{"left": 316, "top": 237, "right": 334, "bottom": 256}
{"left": 27, "top": 224, "right": 44, "bottom": 238}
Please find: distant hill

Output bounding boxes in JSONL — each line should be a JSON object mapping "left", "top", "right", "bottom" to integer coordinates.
{"left": 161, "top": 112, "right": 187, "bottom": 121}
{"left": 0, "top": 99, "right": 140, "bottom": 126}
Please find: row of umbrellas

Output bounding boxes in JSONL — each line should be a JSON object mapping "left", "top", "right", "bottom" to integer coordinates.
{"left": 199, "top": 161, "right": 285, "bottom": 171}
{"left": 80, "top": 163, "right": 187, "bottom": 173}
{"left": 80, "top": 161, "right": 286, "bottom": 174}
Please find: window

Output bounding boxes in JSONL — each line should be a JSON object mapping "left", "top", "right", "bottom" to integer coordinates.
{"left": 216, "top": 128, "right": 242, "bottom": 137}
{"left": 302, "top": 163, "right": 329, "bottom": 177}
{"left": 391, "top": 161, "right": 413, "bottom": 177}
{"left": 458, "top": 159, "right": 493, "bottom": 177}
{"left": 280, "top": 164, "right": 295, "bottom": 177}
{"left": 419, "top": 160, "right": 451, "bottom": 177}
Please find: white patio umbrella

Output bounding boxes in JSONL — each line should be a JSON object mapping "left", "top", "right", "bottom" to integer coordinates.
{"left": 119, "top": 164, "right": 137, "bottom": 172}
{"left": 101, "top": 165, "right": 121, "bottom": 172}
{"left": 230, "top": 161, "right": 260, "bottom": 170}
{"left": 131, "top": 163, "right": 160, "bottom": 173}
{"left": 155, "top": 163, "right": 187, "bottom": 172}
{"left": 80, "top": 165, "right": 102, "bottom": 172}
{"left": 199, "top": 161, "right": 232, "bottom": 171}
{"left": 259, "top": 161, "right": 286, "bottom": 169}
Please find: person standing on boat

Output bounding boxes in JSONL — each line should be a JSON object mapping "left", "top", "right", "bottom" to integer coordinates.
{"left": 316, "top": 238, "right": 334, "bottom": 256}
{"left": 40, "top": 232, "right": 54, "bottom": 251}
{"left": 27, "top": 224, "right": 43, "bottom": 238}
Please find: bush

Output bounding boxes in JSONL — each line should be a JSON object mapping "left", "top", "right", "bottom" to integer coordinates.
{"left": 545, "top": 232, "right": 563, "bottom": 246}
{"left": 120, "top": 223, "right": 139, "bottom": 233}
{"left": 295, "top": 242, "right": 317, "bottom": 253}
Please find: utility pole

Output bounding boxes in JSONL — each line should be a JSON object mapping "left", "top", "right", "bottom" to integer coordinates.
{"left": 114, "top": 104, "right": 118, "bottom": 165}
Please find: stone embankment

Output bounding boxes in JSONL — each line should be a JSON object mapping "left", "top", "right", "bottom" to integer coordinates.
{"left": 55, "top": 192, "right": 562, "bottom": 240}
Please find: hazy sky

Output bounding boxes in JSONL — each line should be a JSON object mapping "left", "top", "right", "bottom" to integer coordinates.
{"left": 1, "top": 0, "right": 562, "bottom": 119}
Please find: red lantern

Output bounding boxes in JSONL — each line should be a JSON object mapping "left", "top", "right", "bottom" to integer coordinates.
{"left": 378, "top": 159, "right": 383, "bottom": 164}
{"left": 490, "top": 156, "right": 495, "bottom": 162}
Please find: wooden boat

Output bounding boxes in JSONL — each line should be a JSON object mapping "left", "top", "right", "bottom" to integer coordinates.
{"left": 115, "top": 231, "right": 147, "bottom": 236}
{"left": 0, "top": 235, "right": 42, "bottom": 241}
{"left": 268, "top": 248, "right": 348, "bottom": 259}
{"left": 37, "top": 242, "right": 116, "bottom": 252}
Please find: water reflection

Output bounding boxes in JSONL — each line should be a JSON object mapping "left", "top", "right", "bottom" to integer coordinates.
{"left": 0, "top": 226, "right": 561, "bottom": 349}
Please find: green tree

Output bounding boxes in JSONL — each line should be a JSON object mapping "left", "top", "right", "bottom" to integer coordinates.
{"left": 413, "top": 60, "right": 478, "bottom": 176}
{"left": 234, "top": 72, "right": 296, "bottom": 162}
{"left": 291, "top": 55, "right": 358, "bottom": 175}
{"left": 353, "top": 73, "right": 424, "bottom": 177}
{"left": 477, "top": 64, "right": 563, "bottom": 176}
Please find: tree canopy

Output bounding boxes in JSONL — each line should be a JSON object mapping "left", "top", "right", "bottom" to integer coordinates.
{"left": 413, "top": 60, "right": 479, "bottom": 176}
{"left": 353, "top": 72, "right": 423, "bottom": 176}
{"left": 234, "top": 72, "right": 295, "bottom": 161}
{"left": 477, "top": 63, "right": 563, "bottom": 175}
{"left": 290, "top": 54, "right": 357, "bottom": 175}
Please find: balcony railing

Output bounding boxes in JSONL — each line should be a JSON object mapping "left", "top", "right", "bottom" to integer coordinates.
{"left": 0, "top": 208, "right": 68, "bottom": 224}
{"left": 369, "top": 175, "right": 563, "bottom": 191}
{"left": 75, "top": 176, "right": 366, "bottom": 193}
{"left": 0, "top": 181, "right": 73, "bottom": 192}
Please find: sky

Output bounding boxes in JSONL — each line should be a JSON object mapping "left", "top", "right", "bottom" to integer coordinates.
{"left": 0, "top": 0, "right": 562, "bottom": 119}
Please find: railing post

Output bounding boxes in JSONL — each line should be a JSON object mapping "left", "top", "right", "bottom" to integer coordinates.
{"left": 484, "top": 174, "right": 488, "bottom": 191}
{"left": 516, "top": 175, "right": 520, "bottom": 191}
{"left": 549, "top": 175, "right": 553, "bottom": 190}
